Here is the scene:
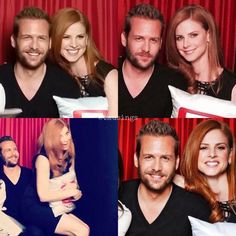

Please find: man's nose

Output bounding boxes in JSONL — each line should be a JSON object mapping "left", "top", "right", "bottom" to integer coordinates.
{"left": 142, "top": 40, "right": 150, "bottom": 53}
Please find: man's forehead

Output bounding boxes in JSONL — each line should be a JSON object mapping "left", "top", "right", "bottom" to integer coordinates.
{"left": 0, "top": 140, "right": 16, "bottom": 148}
{"left": 18, "top": 19, "right": 50, "bottom": 32}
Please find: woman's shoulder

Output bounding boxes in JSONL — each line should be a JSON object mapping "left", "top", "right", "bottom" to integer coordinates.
{"left": 96, "top": 60, "right": 116, "bottom": 79}
{"left": 221, "top": 68, "right": 236, "bottom": 81}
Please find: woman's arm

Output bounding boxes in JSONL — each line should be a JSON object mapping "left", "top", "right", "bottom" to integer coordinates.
{"left": 36, "top": 155, "right": 80, "bottom": 202}
{"left": 231, "top": 84, "right": 236, "bottom": 103}
{"left": 104, "top": 69, "right": 118, "bottom": 118}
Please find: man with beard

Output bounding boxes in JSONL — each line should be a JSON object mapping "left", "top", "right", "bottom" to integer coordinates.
{"left": 0, "top": 7, "right": 80, "bottom": 117}
{"left": 119, "top": 3, "right": 187, "bottom": 117}
{"left": 119, "top": 120, "right": 211, "bottom": 236}
{"left": 0, "top": 136, "right": 45, "bottom": 235}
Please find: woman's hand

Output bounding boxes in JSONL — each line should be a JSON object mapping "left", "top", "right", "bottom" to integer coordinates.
{"left": 61, "top": 182, "right": 78, "bottom": 191}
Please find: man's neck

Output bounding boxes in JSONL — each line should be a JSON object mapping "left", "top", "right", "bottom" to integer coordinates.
{"left": 122, "top": 59, "right": 154, "bottom": 98}
{"left": 3, "top": 165, "right": 21, "bottom": 185}
{"left": 138, "top": 182, "right": 173, "bottom": 202}
{"left": 14, "top": 62, "right": 46, "bottom": 100}
{"left": 137, "top": 182, "right": 173, "bottom": 224}
{"left": 123, "top": 59, "right": 154, "bottom": 80}
{"left": 14, "top": 62, "right": 46, "bottom": 81}
{"left": 3, "top": 164, "right": 20, "bottom": 174}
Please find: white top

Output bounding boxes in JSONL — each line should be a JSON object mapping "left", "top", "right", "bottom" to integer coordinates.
{"left": 0, "top": 180, "right": 6, "bottom": 210}
{"left": 118, "top": 200, "right": 132, "bottom": 236}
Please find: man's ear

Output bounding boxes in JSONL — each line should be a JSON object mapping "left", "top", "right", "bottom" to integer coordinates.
{"left": 121, "top": 31, "right": 127, "bottom": 47}
{"left": 159, "top": 38, "right": 162, "bottom": 49}
{"left": 134, "top": 153, "right": 139, "bottom": 168}
{"left": 10, "top": 35, "right": 16, "bottom": 48}
{"left": 175, "top": 155, "right": 180, "bottom": 170}
{"left": 49, "top": 38, "right": 52, "bottom": 49}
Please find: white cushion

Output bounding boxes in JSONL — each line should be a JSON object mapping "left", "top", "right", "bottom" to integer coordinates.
{"left": 0, "top": 83, "right": 6, "bottom": 113}
{"left": 53, "top": 96, "right": 108, "bottom": 118}
{"left": 168, "top": 85, "right": 236, "bottom": 118}
{"left": 49, "top": 171, "right": 76, "bottom": 217}
{"left": 0, "top": 211, "right": 24, "bottom": 236}
{"left": 188, "top": 216, "right": 236, "bottom": 236}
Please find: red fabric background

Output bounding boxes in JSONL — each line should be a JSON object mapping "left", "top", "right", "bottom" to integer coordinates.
{"left": 118, "top": 0, "right": 236, "bottom": 71}
{"left": 0, "top": 0, "right": 118, "bottom": 66}
{"left": 118, "top": 118, "right": 236, "bottom": 180}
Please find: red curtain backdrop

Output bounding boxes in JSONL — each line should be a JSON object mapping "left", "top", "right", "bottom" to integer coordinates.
{"left": 118, "top": 0, "right": 236, "bottom": 71}
{"left": 0, "top": 118, "right": 69, "bottom": 168}
{"left": 0, "top": 0, "right": 118, "bottom": 66}
{"left": 118, "top": 118, "right": 236, "bottom": 181}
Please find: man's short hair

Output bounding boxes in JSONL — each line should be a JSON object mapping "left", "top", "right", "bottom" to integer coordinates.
{"left": 124, "top": 3, "right": 165, "bottom": 36}
{"left": 136, "top": 120, "right": 179, "bottom": 158}
{"left": 0, "top": 136, "right": 15, "bottom": 154}
{"left": 13, "top": 7, "right": 50, "bottom": 37}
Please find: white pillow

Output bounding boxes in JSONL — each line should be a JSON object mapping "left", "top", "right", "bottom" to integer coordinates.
{"left": 0, "top": 83, "right": 6, "bottom": 113}
{"left": 188, "top": 216, "right": 236, "bottom": 236}
{"left": 49, "top": 171, "right": 76, "bottom": 217}
{"left": 53, "top": 96, "right": 108, "bottom": 118}
{"left": 168, "top": 86, "right": 236, "bottom": 118}
{"left": 0, "top": 211, "right": 24, "bottom": 236}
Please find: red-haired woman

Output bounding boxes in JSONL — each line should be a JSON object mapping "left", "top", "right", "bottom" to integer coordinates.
{"left": 174, "top": 119, "right": 236, "bottom": 223}
{"left": 22, "top": 119, "right": 90, "bottom": 235}
{"left": 50, "top": 8, "right": 118, "bottom": 117}
{"left": 166, "top": 5, "right": 236, "bottom": 101}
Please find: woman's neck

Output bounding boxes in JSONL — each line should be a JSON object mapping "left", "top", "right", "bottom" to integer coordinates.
{"left": 207, "top": 173, "right": 229, "bottom": 201}
{"left": 70, "top": 56, "right": 88, "bottom": 77}
{"left": 192, "top": 55, "right": 223, "bottom": 82}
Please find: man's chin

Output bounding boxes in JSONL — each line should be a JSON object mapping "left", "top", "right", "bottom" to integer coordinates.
{"left": 5, "top": 162, "right": 18, "bottom": 168}
{"left": 17, "top": 54, "right": 47, "bottom": 70}
{"left": 130, "top": 59, "right": 155, "bottom": 71}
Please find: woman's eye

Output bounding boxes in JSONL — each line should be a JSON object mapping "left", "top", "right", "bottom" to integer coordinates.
{"left": 175, "top": 36, "right": 183, "bottom": 41}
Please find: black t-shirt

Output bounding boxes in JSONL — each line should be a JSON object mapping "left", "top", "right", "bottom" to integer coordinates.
{"left": 0, "top": 166, "right": 32, "bottom": 223}
{"left": 0, "top": 63, "right": 81, "bottom": 117}
{"left": 118, "top": 59, "right": 188, "bottom": 118}
{"left": 119, "top": 179, "right": 211, "bottom": 236}
{"left": 204, "top": 69, "right": 236, "bottom": 100}
{"left": 80, "top": 60, "right": 115, "bottom": 97}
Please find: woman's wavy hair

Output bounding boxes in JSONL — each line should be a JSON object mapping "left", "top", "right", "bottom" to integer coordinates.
{"left": 166, "top": 5, "right": 224, "bottom": 93}
{"left": 180, "top": 119, "right": 236, "bottom": 222}
{"left": 37, "top": 119, "right": 75, "bottom": 177}
{"left": 50, "top": 8, "right": 104, "bottom": 87}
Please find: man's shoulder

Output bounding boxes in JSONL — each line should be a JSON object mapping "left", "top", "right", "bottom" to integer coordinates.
{"left": 154, "top": 64, "right": 184, "bottom": 78}
{"left": 173, "top": 184, "right": 209, "bottom": 207}
{"left": 45, "top": 63, "right": 80, "bottom": 97}
{"left": 20, "top": 166, "right": 32, "bottom": 177}
{"left": 46, "top": 63, "right": 72, "bottom": 80}
{"left": 0, "top": 63, "right": 14, "bottom": 78}
{"left": 154, "top": 64, "right": 188, "bottom": 90}
{"left": 120, "top": 179, "right": 139, "bottom": 196}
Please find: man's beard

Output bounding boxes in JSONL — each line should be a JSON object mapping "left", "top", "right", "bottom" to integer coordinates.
{"left": 16, "top": 47, "right": 48, "bottom": 70}
{"left": 2, "top": 159, "right": 18, "bottom": 168}
{"left": 5, "top": 162, "right": 18, "bottom": 168}
{"left": 125, "top": 45, "right": 158, "bottom": 71}
{"left": 138, "top": 166, "right": 175, "bottom": 193}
